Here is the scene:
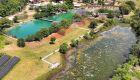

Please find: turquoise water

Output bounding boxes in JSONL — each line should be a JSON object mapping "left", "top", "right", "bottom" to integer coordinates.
{"left": 6, "top": 12, "right": 74, "bottom": 39}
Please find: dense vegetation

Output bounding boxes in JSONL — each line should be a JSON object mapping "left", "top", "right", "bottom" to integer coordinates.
{"left": 0, "top": 18, "right": 12, "bottom": 31}
{"left": 17, "top": 39, "right": 25, "bottom": 47}
{"left": 0, "top": 0, "right": 28, "bottom": 17}
{"left": 26, "top": 19, "right": 72, "bottom": 42}
{"left": 112, "top": 3, "right": 140, "bottom": 80}
{"left": 88, "top": 20, "right": 97, "bottom": 29}
{"left": 34, "top": 4, "right": 69, "bottom": 19}
{"left": 98, "top": 8, "right": 119, "bottom": 18}
{"left": 59, "top": 43, "right": 68, "bottom": 54}
{"left": 34, "top": 0, "right": 74, "bottom": 19}
{"left": 131, "top": 9, "right": 140, "bottom": 36}
{"left": 119, "top": 1, "right": 136, "bottom": 16}
{"left": 49, "top": 37, "right": 56, "bottom": 44}
{"left": 65, "top": 0, "right": 74, "bottom": 9}
{"left": 112, "top": 54, "right": 139, "bottom": 80}
{"left": 70, "top": 39, "right": 79, "bottom": 48}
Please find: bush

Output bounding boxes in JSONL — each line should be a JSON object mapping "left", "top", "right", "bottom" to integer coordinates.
{"left": 125, "top": 1, "right": 136, "bottom": 10}
{"left": 120, "top": 18, "right": 130, "bottom": 23}
{"left": 50, "top": 37, "right": 56, "bottom": 44}
{"left": 88, "top": 20, "right": 97, "bottom": 29}
{"left": 131, "top": 41, "right": 140, "bottom": 58}
{"left": 70, "top": 39, "right": 79, "bottom": 48}
{"left": 13, "top": 16, "right": 19, "bottom": 23}
{"left": 59, "top": 43, "right": 68, "bottom": 54}
{"left": 104, "top": 19, "right": 116, "bottom": 27}
{"left": 119, "top": 4, "right": 131, "bottom": 15}
{"left": 112, "top": 54, "right": 139, "bottom": 80}
{"left": 26, "top": 35, "right": 35, "bottom": 42}
{"left": 58, "top": 29, "right": 66, "bottom": 36}
{"left": 107, "top": 11, "right": 116, "bottom": 18}
{"left": 89, "top": 30, "right": 99, "bottom": 39}
{"left": 65, "top": 0, "right": 74, "bottom": 9}
{"left": 60, "top": 20, "right": 72, "bottom": 28}
{"left": 0, "top": 18, "right": 12, "bottom": 31}
{"left": 17, "top": 39, "right": 25, "bottom": 47}
{"left": 83, "top": 33, "right": 91, "bottom": 40}
{"left": 73, "top": 14, "right": 82, "bottom": 22}
{"left": 34, "top": 12, "right": 46, "bottom": 19}
{"left": 98, "top": 8, "right": 112, "bottom": 13}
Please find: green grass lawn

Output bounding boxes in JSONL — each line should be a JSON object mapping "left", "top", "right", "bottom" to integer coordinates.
{"left": 0, "top": 20, "right": 90, "bottom": 80}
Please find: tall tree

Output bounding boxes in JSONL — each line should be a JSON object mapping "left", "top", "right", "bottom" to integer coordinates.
{"left": 59, "top": 43, "right": 68, "bottom": 54}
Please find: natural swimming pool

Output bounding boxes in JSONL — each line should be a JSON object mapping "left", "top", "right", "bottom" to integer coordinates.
{"left": 6, "top": 12, "right": 74, "bottom": 39}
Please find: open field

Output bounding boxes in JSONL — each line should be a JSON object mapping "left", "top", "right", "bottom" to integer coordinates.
{"left": 134, "top": 0, "right": 140, "bottom": 8}
{"left": 0, "top": 19, "right": 90, "bottom": 80}
{"left": 118, "top": 0, "right": 140, "bottom": 8}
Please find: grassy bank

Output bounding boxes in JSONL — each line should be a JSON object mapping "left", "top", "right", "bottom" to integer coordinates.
{"left": 0, "top": 19, "right": 90, "bottom": 80}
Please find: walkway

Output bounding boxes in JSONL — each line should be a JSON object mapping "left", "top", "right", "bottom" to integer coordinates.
{"left": 39, "top": 18, "right": 56, "bottom": 22}
{"left": 42, "top": 49, "right": 60, "bottom": 69}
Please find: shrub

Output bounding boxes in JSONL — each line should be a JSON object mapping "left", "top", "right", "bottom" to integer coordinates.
{"left": 50, "top": 37, "right": 56, "bottom": 44}
{"left": 17, "top": 39, "right": 25, "bottom": 47}
{"left": 58, "top": 29, "right": 66, "bottom": 35}
{"left": 89, "top": 30, "right": 99, "bottom": 39}
{"left": 98, "top": 8, "right": 111, "bottom": 13}
{"left": 88, "top": 20, "right": 97, "bottom": 29}
{"left": 0, "top": 18, "right": 12, "bottom": 31}
{"left": 26, "top": 35, "right": 35, "bottom": 42}
{"left": 49, "top": 24, "right": 59, "bottom": 33}
{"left": 60, "top": 4, "right": 68, "bottom": 12}
{"left": 70, "top": 39, "right": 79, "bottom": 48}
{"left": 60, "top": 20, "right": 72, "bottom": 28}
{"left": 107, "top": 11, "right": 116, "bottom": 18}
{"left": 73, "top": 14, "right": 82, "bottom": 22}
{"left": 120, "top": 18, "right": 130, "bottom": 23}
{"left": 83, "top": 33, "right": 91, "bottom": 40}
{"left": 13, "top": 16, "right": 19, "bottom": 23}
{"left": 34, "top": 12, "right": 46, "bottom": 19}
{"left": 104, "top": 19, "right": 116, "bottom": 27}
{"left": 125, "top": 1, "right": 136, "bottom": 10}
{"left": 65, "top": 0, "right": 74, "bottom": 9}
{"left": 59, "top": 43, "right": 68, "bottom": 54}
{"left": 119, "top": 4, "right": 131, "bottom": 15}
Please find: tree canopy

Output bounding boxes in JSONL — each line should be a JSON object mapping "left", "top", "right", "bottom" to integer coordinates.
{"left": 125, "top": 1, "right": 136, "bottom": 10}
{"left": 65, "top": 0, "right": 74, "bottom": 9}
{"left": 59, "top": 43, "right": 68, "bottom": 54}
{"left": 0, "top": 18, "right": 12, "bottom": 31}
{"left": 17, "top": 38, "right": 25, "bottom": 47}
{"left": 0, "top": 0, "right": 28, "bottom": 17}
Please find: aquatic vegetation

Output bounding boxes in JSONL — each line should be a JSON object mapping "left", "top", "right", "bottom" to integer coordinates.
{"left": 54, "top": 26, "right": 136, "bottom": 80}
